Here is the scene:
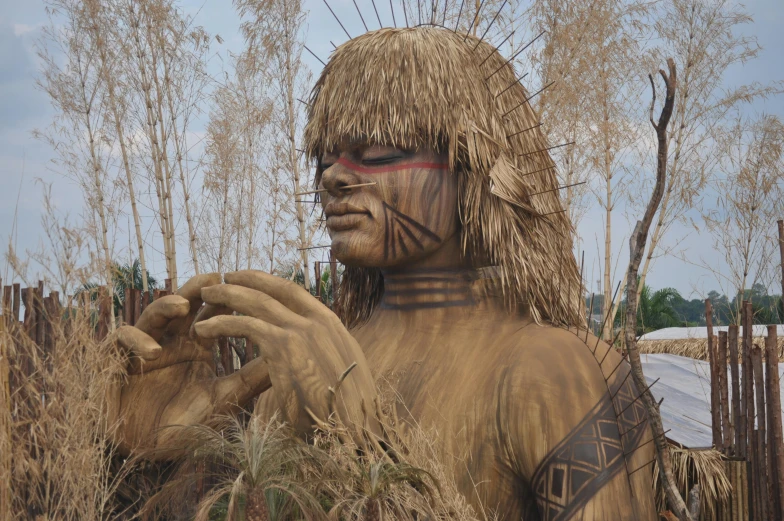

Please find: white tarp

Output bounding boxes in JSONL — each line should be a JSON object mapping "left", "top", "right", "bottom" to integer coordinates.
{"left": 639, "top": 325, "right": 784, "bottom": 341}
{"left": 640, "top": 353, "right": 784, "bottom": 448}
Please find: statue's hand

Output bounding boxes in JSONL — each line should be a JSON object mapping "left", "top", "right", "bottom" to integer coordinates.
{"left": 194, "top": 270, "right": 378, "bottom": 435}
{"left": 110, "top": 274, "right": 271, "bottom": 457}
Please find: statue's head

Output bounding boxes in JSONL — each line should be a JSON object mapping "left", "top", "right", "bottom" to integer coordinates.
{"left": 304, "top": 27, "right": 580, "bottom": 326}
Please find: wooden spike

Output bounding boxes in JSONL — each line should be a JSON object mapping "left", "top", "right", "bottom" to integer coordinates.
{"left": 454, "top": 0, "right": 465, "bottom": 32}
{"left": 620, "top": 416, "right": 649, "bottom": 438}
{"left": 606, "top": 352, "right": 628, "bottom": 381}
{"left": 600, "top": 329, "right": 624, "bottom": 366}
{"left": 617, "top": 378, "right": 660, "bottom": 419}
{"left": 628, "top": 457, "right": 657, "bottom": 476}
{"left": 519, "top": 164, "right": 554, "bottom": 178}
{"left": 611, "top": 373, "right": 634, "bottom": 401}
{"left": 295, "top": 182, "right": 377, "bottom": 197}
{"left": 389, "top": 0, "right": 397, "bottom": 28}
{"left": 303, "top": 44, "right": 326, "bottom": 66}
{"left": 625, "top": 429, "right": 671, "bottom": 458}
{"left": 577, "top": 251, "right": 584, "bottom": 337}
{"left": 351, "top": 0, "right": 369, "bottom": 32}
{"left": 298, "top": 245, "right": 331, "bottom": 251}
{"left": 519, "top": 140, "right": 574, "bottom": 158}
{"left": 495, "top": 72, "right": 529, "bottom": 99}
{"left": 417, "top": 0, "right": 422, "bottom": 25}
{"left": 508, "top": 122, "right": 541, "bottom": 140}
{"left": 485, "top": 30, "right": 545, "bottom": 80}
{"left": 330, "top": 41, "right": 337, "bottom": 50}
{"left": 322, "top": 0, "right": 352, "bottom": 39}
{"left": 528, "top": 181, "right": 586, "bottom": 197}
{"left": 536, "top": 208, "right": 567, "bottom": 218}
{"left": 472, "top": 0, "right": 508, "bottom": 50}
{"left": 502, "top": 81, "right": 555, "bottom": 117}
{"left": 370, "top": 0, "right": 382, "bottom": 28}
{"left": 479, "top": 29, "right": 516, "bottom": 67}
{"left": 442, "top": 0, "right": 448, "bottom": 26}
{"left": 464, "top": 0, "right": 488, "bottom": 42}
{"left": 402, "top": 0, "right": 409, "bottom": 27}
{"left": 296, "top": 98, "right": 310, "bottom": 107}
{"left": 585, "top": 292, "right": 595, "bottom": 342}
{"left": 595, "top": 280, "right": 623, "bottom": 351}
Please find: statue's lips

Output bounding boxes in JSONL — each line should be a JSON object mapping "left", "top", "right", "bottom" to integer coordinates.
{"left": 325, "top": 202, "right": 370, "bottom": 231}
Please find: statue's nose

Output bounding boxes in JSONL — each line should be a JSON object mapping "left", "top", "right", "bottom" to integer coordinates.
{"left": 321, "top": 161, "right": 362, "bottom": 197}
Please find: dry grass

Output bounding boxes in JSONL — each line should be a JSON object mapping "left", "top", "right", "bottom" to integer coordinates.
{"left": 1, "top": 305, "right": 136, "bottom": 520}
{"left": 652, "top": 446, "right": 732, "bottom": 521}
{"left": 304, "top": 26, "right": 582, "bottom": 329}
{"left": 638, "top": 338, "right": 784, "bottom": 361}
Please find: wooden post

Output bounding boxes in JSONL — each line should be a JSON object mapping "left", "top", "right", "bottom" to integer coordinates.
{"left": 132, "top": 288, "right": 142, "bottom": 325}
{"left": 778, "top": 220, "right": 784, "bottom": 323}
{"left": 164, "top": 278, "right": 172, "bottom": 295}
{"left": 752, "top": 345, "right": 770, "bottom": 520}
{"left": 719, "top": 331, "right": 733, "bottom": 452}
{"left": 1, "top": 285, "right": 10, "bottom": 326}
{"left": 707, "top": 300, "right": 723, "bottom": 448}
{"left": 314, "top": 261, "right": 321, "bottom": 298}
{"left": 742, "top": 302, "right": 754, "bottom": 460}
{"left": 0, "top": 314, "right": 9, "bottom": 521}
{"left": 330, "top": 253, "right": 338, "bottom": 309}
{"left": 12, "top": 284, "right": 20, "bottom": 325}
{"left": 35, "top": 281, "right": 45, "bottom": 347}
{"left": 765, "top": 325, "right": 784, "bottom": 520}
{"left": 219, "top": 337, "right": 233, "bottom": 375}
{"left": 123, "top": 288, "right": 132, "bottom": 325}
{"left": 730, "top": 325, "right": 744, "bottom": 459}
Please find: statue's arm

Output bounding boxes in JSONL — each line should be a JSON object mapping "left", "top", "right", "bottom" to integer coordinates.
{"left": 503, "top": 327, "right": 658, "bottom": 520}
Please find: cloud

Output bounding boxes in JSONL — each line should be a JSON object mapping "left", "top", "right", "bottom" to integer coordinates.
{"left": 0, "top": 21, "right": 49, "bottom": 131}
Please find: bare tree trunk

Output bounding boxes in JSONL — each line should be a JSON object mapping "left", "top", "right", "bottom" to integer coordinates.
{"left": 89, "top": 6, "right": 149, "bottom": 294}
{"left": 283, "top": 19, "right": 310, "bottom": 291}
{"left": 624, "top": 59, "right": 691, "bottom": 521}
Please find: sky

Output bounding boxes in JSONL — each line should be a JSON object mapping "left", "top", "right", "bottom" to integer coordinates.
{"left": 0, "top": 0, "right": 782, "bottom": 299}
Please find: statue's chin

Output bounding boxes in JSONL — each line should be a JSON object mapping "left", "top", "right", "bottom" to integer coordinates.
{"left": 328, "top": 236, "right": 390, "bottom": 269}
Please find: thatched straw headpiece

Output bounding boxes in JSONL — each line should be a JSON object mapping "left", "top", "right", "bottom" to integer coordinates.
{"left": 304, "top": 26, "right": 582, "bottom": 328}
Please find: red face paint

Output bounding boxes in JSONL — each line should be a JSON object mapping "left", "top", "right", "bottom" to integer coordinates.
{"left": 335, "top": 157, "right": 448, "bottom": 174}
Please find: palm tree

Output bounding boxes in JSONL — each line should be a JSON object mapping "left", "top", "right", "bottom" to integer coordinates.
{"left": 78, "top": 259, "right": 159, "bottom": 315}
{"left": 637, "top": 285, "right": 681, "bottom": 335}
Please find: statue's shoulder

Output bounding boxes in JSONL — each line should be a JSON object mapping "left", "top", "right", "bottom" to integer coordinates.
{"left": 505, "top": 323, "right": 624, "bottom": 399}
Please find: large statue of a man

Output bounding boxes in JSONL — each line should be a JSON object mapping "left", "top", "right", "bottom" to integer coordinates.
{"left": 114, "top": 26, "right": 657, "bottom": 520}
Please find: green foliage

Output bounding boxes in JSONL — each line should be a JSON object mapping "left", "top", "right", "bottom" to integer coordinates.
{"left": 78, "top": 259, "right": 159, "bottom": 315}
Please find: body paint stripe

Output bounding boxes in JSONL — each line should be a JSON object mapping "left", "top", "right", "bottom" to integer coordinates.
{"left": 335, "top": 157, "right": 449, "bottom": 174}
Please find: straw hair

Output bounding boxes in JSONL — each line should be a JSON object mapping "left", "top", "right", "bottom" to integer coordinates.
{"left": 304, "top": 26, "right": 581, "bottom": 328}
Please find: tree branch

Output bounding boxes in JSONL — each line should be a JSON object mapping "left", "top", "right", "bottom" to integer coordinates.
{"left": 625, "top": 58, "right": 693, "bottom": 521}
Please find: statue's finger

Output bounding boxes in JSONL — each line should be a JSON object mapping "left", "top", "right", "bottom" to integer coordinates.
{"left": 114, "top": 325, "right": 162, "bottom": 361}
{"left": 213, "top": 356, "right": 272, "bottom": 413}
{"left": 224, "top": 270, "right": 327, "bottom": 318}
{"left": 134, "top": 295, "right": 189, "bottom": 342}
{"left": 201, "top": 284, "right": 308, "bottom": 329}
{"left": 170, "top": 272, "right": 222, "bottom": 334}
{"left": 193, "top": 315, "right": 288, "bottom": 363}
{"left": 189, "top": 302, "right": 232, "bottom": 344}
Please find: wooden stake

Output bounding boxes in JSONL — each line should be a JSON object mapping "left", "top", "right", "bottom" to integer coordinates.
{"left": 752, "top": 345, "right": 769, "bottom": 520}
{"left": 765, "top": 325, "right": 784, "bottom": 520}
{"left": 730, "top": 324, "right": 743, "bottom": 458}
{"left": 778, "top": 220, "right": 784, "bottom": 323}
{"left": 718, "top": 331, "right": 733, "bottom": 452}
{"left": 743, "top": 302, "right": 754, "bottom": 459}
{"left": 707, "top": 299, "right": 722, "bottom": 449}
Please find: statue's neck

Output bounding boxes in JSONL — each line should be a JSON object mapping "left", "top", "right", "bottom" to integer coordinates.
{"left": 379, "top": 268, "right": 479, "bottom": 310}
